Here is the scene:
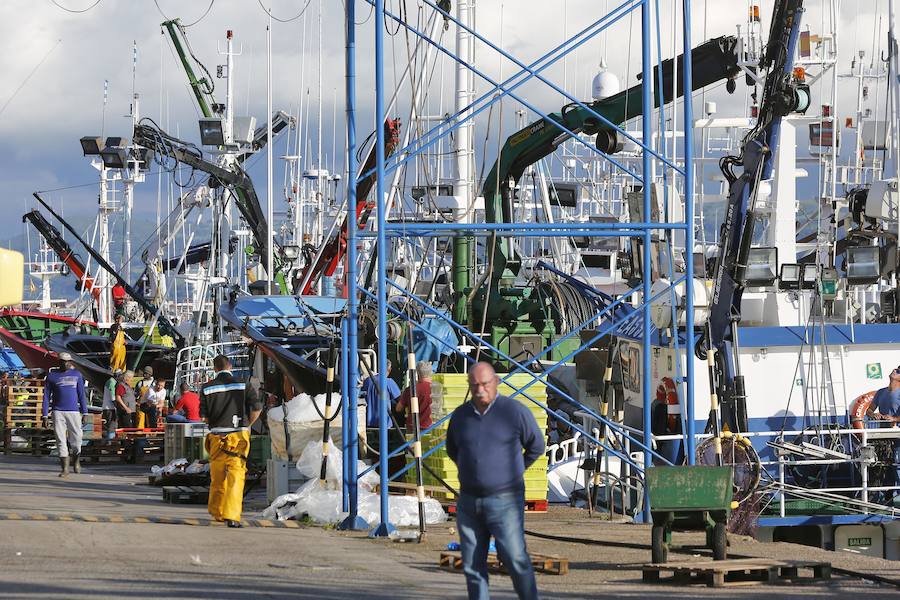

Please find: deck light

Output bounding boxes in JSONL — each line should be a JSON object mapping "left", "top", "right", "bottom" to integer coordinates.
{"left": 845, "top": 246, "right": 881, "bottom": 285}
{"left": 744, "top": 247, "right": 778, "bottom": 286}
{"left": 79, "top": 136, "right": 104, "bottom": 156}
{"left": 100, "top": 147, "right": 128, "bottom": 169}
{"left": 779, "top": 263, "right": 801, "bottom": 290}
{"left": 800, "top": 264, "right": 818, "bottom": 290}
{"left": 199, "top": 118, "right": 225, "bottom": 146}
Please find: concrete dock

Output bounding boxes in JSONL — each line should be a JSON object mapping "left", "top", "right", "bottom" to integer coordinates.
{"left": 1, "top": 455, "right": 898, "bottom": 599}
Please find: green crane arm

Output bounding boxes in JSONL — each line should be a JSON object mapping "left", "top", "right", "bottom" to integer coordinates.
{"left": 132, "top": 124, "right": 277, "bottom": 281}
{"left": 162, "top": 19, "right": 216, "bottom": 118}
{"left": 480, "top": 35, "right": 741, "bottom": 283}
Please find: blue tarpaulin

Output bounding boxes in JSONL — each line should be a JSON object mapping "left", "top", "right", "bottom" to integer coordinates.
{"left": 412, "top": 315, "right": 459, "bottom": 363}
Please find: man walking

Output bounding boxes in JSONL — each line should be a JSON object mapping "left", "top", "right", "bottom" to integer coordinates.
{"left": 42, "top": 352, "right": 88, "bottom": 477}
{"left": 200, "top": 355, "right": 261, "bottom": 528}
{"left": 447, "top": 362, "right": 544, "bottom": 600}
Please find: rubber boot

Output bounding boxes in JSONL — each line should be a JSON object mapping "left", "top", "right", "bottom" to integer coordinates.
{"left": 72, "top": 453, "right": 81, "bottom": 474}
{"left": 58, "top": 457, "right": 69, "bottom": 478}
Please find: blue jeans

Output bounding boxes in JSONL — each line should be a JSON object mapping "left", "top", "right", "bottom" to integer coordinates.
{"left": 166, "top": 413, "right": 190, "bottom": 423}
{"left": 456, "top": 490, "right": 538, "bottom": 600}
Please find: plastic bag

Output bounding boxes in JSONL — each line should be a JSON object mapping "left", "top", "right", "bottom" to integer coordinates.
{"left": 150, "top": 458, "right": 189, "bottom": 476}
{"left": 355, "top": 491, "right": 447, "bottom": 527}
{"left": 295, "top": 438, "right": 343, "bottom": 486}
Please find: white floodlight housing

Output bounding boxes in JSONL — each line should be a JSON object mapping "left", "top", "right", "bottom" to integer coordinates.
{"left": 744, "top": 247, "right": 778, "bottom": 286}
{"left": 846, "top": 246, "right": 881, "bottom": 285}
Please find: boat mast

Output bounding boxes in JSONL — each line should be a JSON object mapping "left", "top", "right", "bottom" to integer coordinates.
{"left": 451, "top": 0, "right": 474, "bottom": 323}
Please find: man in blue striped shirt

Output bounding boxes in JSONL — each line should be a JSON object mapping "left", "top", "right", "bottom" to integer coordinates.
{"left": 200, "top": 355, "right": 261, "bottom": 528}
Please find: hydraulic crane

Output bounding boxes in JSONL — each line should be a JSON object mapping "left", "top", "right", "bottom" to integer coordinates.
{"left": 32, "top": 193, "right": 185, "bottom": 346}
{"left": 704, "top": 0, "right": 809, "bottom": 432}
{"left": 465, "top": 36, "right": 742, "bottom": 337}
{"left": 22, "top": 210, "right": 100, "bottom": 301}
{"left": 132, "top": 121, "right": 289, "bottom": 293}
{"left": 295, "top": 119, "right": 402, "bottom": 296}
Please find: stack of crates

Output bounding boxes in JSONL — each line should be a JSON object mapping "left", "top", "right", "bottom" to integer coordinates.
{"left": 410, "top": 373, "right": 548, "bottom": 505}
{"left": 163, "top": 422, "right": 209, "bottom": 463}
{"left": 81, "top": 413, "right": 102, "bottom": 441}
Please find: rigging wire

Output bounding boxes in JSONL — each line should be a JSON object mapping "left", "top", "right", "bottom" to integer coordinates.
{"left": 256, "top": 0, "right": 313, "bottom": 23}
{"left": 0, "top": 39, "right": 62, "bottom": 120}
{"left": 153, "top": 0, "right": 216, "bottom": 27}
{"left": 48, "top": 0, "right": 101, "bottom": 13}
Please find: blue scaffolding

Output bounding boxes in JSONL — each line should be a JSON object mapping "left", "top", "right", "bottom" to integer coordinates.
{"left": 338, "top": 0, "right": 698, "bottom": 534}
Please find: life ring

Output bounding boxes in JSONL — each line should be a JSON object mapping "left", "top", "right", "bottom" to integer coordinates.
{"left": 656, "top": 376, "right": 680, "bottom": 432}
{"left": 849, "top": 390, "right": 878, "bottom": 429}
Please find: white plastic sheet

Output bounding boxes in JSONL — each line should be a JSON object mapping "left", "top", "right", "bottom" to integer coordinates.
{"left": 261, "top": 436, "right": 446, "bottom": 527}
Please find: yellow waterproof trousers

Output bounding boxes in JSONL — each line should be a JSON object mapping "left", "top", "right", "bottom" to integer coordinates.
{"left": 110, "top": 330, "right": 126, "bottom": 372}
{"left": 205, "top": 430, "right": 251, "bottom": 522}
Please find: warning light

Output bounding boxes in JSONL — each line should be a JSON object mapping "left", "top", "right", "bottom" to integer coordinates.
{"left": 845, "top": 117, "right": 854, "bottom": 128}
{"left": 793, "top": 67, "right": 806, "bottom": 82}
{"left": 750, "top": 5, "right": 760, "bottom": 21}
{"left": 751, "top": 104, "right": 759, "bottom": 119}
{"left": 822, "top": 105, "right": 832, "bottom": 117}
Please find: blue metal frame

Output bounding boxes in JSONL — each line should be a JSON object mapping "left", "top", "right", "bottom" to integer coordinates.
{"left": 341, "top": 0, "right": 698, "bottom": 527}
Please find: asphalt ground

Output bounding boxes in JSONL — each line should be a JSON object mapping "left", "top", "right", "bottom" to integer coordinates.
{"left": 1, "top": 454, "right": 899, "bottom": 599}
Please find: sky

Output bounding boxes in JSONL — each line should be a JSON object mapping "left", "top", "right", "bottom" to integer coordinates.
{"left": 0, "top": 0, "right": 887, "bottom": 254}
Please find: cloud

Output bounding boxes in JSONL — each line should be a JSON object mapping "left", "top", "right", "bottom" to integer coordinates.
{"left": 0, "top": 0, "right": 890, "bottom": 244}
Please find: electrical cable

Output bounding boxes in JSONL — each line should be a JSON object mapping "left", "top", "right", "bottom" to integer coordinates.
{"left": 257, "top": 0, "right": 313, "bottom": 23}
{"left": 49, "top": 0, "right": 100, "bottom": 13}
{"left": 153, "top": 0, "right": 215, "bottom": 27}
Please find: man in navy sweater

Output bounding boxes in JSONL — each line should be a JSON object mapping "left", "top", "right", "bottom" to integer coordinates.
{"left": 42, "top": 352, "right": 88, "bottom": 477}
{"left": 447, "top": 362, "right": 544, "bottom": 600}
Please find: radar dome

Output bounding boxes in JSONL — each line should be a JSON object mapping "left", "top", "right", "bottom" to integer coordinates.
{"left": 592, "top": 62, "right": 620, "bottom": 101}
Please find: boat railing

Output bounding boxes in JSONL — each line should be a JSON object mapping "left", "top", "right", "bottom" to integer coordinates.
{"left": 173, "top": 341, "right": 251, "bottom": 393}
{"left": 652, "top": 427, "right": 900, "bottom": 518}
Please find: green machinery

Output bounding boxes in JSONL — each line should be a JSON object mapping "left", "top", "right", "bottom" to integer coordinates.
{"left": 453, "top": 36, "right": 741, "bottom": 365}
{"left": 646, "top": 465, "right": 734, "bottom": 563}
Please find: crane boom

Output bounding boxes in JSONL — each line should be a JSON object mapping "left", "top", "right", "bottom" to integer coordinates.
{"left": 296, "top": 119, "right": 401, "bottom": 295}
{"left": 32, "top": 193, "right": 185, "bottom": 346}
{"left": 705, "top": 0, "right": 809, "bottom": 432}
{"left": 478, "top": 36, "right": 741, "bottom": 286}
{"left": 23, "top": 210, "right": 100, "bottom": 300}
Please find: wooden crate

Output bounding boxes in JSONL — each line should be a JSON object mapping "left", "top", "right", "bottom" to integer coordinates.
{"left": 641, "top": 558, "right": 832, "bottom": 588}
{"left": 440, "top": 551, "right": 568, "bottom": 576}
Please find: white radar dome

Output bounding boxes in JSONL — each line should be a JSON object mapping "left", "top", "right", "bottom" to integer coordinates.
{"left": 592, "top": 65, "right": 621, "bottom": 101}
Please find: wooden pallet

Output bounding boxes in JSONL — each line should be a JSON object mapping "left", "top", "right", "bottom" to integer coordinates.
{"left": 641, "top": 558, "right": 832, "bottom": 588}
{"left": 2, "top": 427, "right": 54, "bottom": 455}
{"left": 439, "top": 551, "right": 568, "bottom": 576}
{"left": 447, "top": 498, "right": 548, "bottom": 516}
{"left": 82, "top": 436, "right": 165, "bottom": 464}
{"left": 162, "top": 485, "right": 210, "bottom": 504}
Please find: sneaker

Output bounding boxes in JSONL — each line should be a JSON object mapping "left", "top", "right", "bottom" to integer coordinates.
{"left": 225, "top": 519, "right": 243, "bottom": 528}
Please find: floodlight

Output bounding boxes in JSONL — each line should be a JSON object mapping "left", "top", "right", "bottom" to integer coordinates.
{"left": 104, "top": 136, "right": 128, "bottom": 149}
{"left": 79, "top": 136, "right": 103, "bottom": 156}
{"left": 779, "top": 263, "right": 801, "bottom": 290}
{"left": 846, "top": 246, "right": 881, "bottom": 285}
{"left": 744, "top": 247, "right": 778, "bottom": 286}
{"left": 100, "top": 147, "right": 128, "bottom": 169}
{"left": 800, "top": 264, "right": 818, "bottom": 290}
{"left": 199, "top": 118, "right": 225, "bottom": 146}
{"left": 281, "top": 245, "right": 300, "bottom": 260}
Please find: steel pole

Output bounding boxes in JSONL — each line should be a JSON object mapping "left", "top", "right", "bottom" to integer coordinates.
{"left": 338, "top": 0, "right": 368, "bottom": 531}
{"left": 641, "top": 0, "right": 654, "bottom": 524}
{"left": 370, "top": 0, "right": 396, "bottom": 538}
{"left": 682, "top": 0, "right": 696, "bottom": 464}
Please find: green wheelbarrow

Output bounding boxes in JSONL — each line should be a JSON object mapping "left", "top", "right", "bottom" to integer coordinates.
{"left": 646, "top": 465, "right": 734, "bottom": 563}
